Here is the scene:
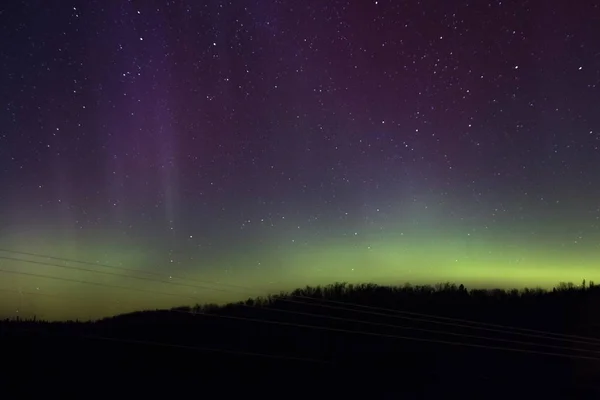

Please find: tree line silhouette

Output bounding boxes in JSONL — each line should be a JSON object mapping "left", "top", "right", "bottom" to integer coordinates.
{"left": 2, "top": 280, "right": 600, "bottom": 398}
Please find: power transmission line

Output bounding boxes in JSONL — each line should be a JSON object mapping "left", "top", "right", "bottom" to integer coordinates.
{"left": 0, "top": 269, "right": 201, "bottom": 301}
{"left": 0, "top": 255, "right": 234, "bottom": 295}
{"left": 2, "top": 277, "right": 597, "bottom": 356}
{"left": 0, "top": 248, "right": 168, "bottom": 277}
{"left": 170, "top": 308, "right": 600, "bottom": 363}
{"left": 2, "top": 265, "right": 599, "bottom": 363}
{"left": 4, "top": 325, "right": 330, "bottom": 365}
{"left": 0, "top": 248, "right": 256, "bottom": 293}
{"left": 0, "top": 287, "right": 126, "bottom": 308}
{"left": 240, "top": 302, "right": 600, "bottom": 355}
{"left": 285, "top": 296, "right": 600, "bottom": 347}
{"left": 292, "top": 294, "right": 600, "bottom": 345}
{"left": 2, "top": 247, "right": 600, "bottom": 347}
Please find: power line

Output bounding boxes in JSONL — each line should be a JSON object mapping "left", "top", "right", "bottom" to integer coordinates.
{"left": 0, "top": 255, "right": 234, "bottom": 295}
{"left": 171, "top": 308, "right": 600, "bottom": 363}
{"left": 0, "top": 248, "right": 257, "bottom": 294}
{"left": 0, "top": 248, "right": 167, "bottom": 278}
{"left": 3, "top": 247, "right": 600, "bottom": 346}
{"left": 240, "top": 303, "right": 600, "bottom": 355}
{"left": 2, "top": 265, "right": 599, "bottom": 363}
{"left": 4, "top": 325, "right": 330, "bottom": 365}
{"left": 86, "top": 334, "right": 331, "bottom": 364}
{"left": 0, "top": 269, "right": 201, "bottom": 302}
{"left": 292, "top": 295, "right": 600, "bottom": 345}
{"left": 2, "top": 279, "right": 597, "bottom": 356}
{"left": 0, "top": 287, "right": 126, "bottom": 308}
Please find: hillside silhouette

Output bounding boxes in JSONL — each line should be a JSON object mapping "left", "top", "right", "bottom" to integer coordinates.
{"left": 2, "top": 281, "right": 600, "bottom": 398}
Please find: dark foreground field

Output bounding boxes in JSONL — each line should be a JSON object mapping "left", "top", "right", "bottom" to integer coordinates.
{"left": 2, "top": 281, "right": 600, "bottom": 398}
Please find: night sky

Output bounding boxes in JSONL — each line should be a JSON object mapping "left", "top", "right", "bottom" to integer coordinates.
{"left": 1, "top": 0, "right": 599, "bottom": 320}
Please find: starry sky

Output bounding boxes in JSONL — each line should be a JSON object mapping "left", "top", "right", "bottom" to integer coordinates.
{"left": 0, "top": 0, "right": 599, "bottom": 320}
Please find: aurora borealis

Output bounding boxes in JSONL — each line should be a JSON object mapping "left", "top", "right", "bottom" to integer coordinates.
{"left": 0, "top": 0, "right": 599, "bottom": 321}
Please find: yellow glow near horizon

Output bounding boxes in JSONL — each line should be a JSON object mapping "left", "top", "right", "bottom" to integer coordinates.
{"left": 0, "top": 232, "right": 597, "bottom": 321}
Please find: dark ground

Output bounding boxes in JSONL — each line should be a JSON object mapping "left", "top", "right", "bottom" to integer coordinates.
{"left": 2, "top": 282, "right": 600, "bottom": 398}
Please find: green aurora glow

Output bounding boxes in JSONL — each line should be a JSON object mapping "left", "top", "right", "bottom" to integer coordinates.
{"left": 0, "top": 225, "right": 597, "bottom": 321}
